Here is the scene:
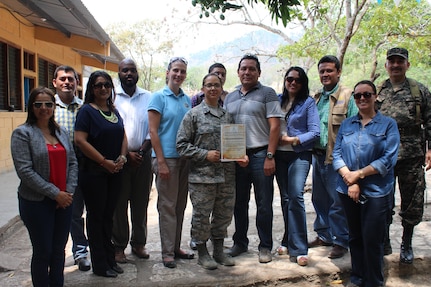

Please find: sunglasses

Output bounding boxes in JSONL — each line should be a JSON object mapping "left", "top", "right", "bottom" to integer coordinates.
{"left": 169, "top": 57, "right": 188, "bottom": 65}
{"left": 33, "top": 102, "right": 54, "bottom": 109}
{"left": 285, "top": 77, "right": 302, "bottom": 84}
{"left": 353, "top": 92, "right": 374, "bottom": 100}
{"left": 93, "top": 82, "right": 113, "bottom": 90}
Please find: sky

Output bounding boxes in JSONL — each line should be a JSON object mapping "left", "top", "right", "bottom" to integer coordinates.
{"left": 81, "top": 0, "right": 261, "bottom": 57}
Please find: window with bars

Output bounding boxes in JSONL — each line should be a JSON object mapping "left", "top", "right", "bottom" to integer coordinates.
{"left": 0, "top": 42, "right": 21, "bottom": 111}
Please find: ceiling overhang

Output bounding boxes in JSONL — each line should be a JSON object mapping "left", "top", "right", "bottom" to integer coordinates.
{"left": 1, "top": 0, "right": 124, "bottom": 69}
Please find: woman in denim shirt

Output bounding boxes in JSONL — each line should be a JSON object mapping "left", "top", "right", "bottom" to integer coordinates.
{"left": 274, "top": 67, "right": 320, "bottom": 266}
{"left": 333, "top": 80, "right": 399, "bottom": 287}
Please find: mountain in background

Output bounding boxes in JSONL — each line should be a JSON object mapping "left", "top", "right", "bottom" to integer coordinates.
{"left": 187, "top": 29, "right": 299, "bottom": 66}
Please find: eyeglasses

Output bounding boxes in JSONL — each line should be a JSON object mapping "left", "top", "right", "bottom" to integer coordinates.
{"left": 353, "top": 92, "right": 374, "bottom": 100}
{"left": 169, "top": 57, "right": 188, "bottom": 66}
{"left": 204, "top": 83, "right": 222, "bottom": 89}
{"left": 285, "top": 77, "right": 302, "bottom": 84}
{"left": 93, "top": 82, "right": 113, "bottom": 90}
{"left": 33, "top": 102, "right": 54, "bottom": 109}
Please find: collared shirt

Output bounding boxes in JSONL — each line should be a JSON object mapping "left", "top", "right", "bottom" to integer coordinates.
{"left": 277, "top": 96, "right": 320, "bottom": 152}
{"left": 315, "top": 84, "right": 357, "bottom": 150}
{"left": 332, "top": 112, "right": 400, "bottom": 197}
{"left": 54, "top": 94, "right": 83, "bottom": 144}
{"left": 148, "top": 85, "right": 191, "bottom": 158}
{"left": 115, "top": 85, "right": 152, "bottom": 151}
{"left": 224, "top": 82, "right": 283, "bottom": 149}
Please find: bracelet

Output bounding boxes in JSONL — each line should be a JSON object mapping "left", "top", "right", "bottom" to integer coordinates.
{"left": 120, "top": 155, "right": 127, "bottom": 163}
{"left": 99, "top": 158, "right": 106, "bottom": 166}
{"left": 358, "top": 169, "right": 365, "bottom": 179}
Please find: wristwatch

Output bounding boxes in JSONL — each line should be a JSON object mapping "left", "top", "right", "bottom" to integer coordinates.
{"left": 266, "top": 152, "right": 274, "bottom": 159}
{"left": 358, "top": 169, "right": 365, "bottom": 179}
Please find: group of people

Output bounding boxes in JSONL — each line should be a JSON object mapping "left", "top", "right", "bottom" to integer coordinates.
{"left": 10, "top": 47, "right": 430, "bottom": 287}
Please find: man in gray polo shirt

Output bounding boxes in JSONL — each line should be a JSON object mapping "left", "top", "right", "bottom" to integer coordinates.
{"left": 224, "top": 54, "right": 282, "bottom": 263}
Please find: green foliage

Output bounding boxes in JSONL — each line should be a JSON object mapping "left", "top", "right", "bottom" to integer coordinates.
{"left": 192, "top": 0, "right": 301, "bottom": 26}
{"left": 105, "top": 20, "right": 177, "bottom": 91}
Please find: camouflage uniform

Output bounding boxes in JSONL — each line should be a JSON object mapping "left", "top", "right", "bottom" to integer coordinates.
{"left": 176, "top": 101, "right": 236, "bottom": 243}
{"left": 377, "top": 78, "right": 431, "bottom": 227}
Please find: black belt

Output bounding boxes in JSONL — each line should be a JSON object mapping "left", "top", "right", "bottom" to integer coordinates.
{"left": 312, "top": 148, "right": 326, "bottom": 156}
{"left": 398, "top": 126, "right": 422, "bottom": 137}
{"left": 246, "top": 145, "right": 268, "bottom": 155}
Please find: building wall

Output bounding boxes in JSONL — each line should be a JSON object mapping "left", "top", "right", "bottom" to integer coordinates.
{"left": 0, "top": 5, "right": 84, "bottom": 173}
{"left": 0, "top": 113, "right": 26, "bottom": 173}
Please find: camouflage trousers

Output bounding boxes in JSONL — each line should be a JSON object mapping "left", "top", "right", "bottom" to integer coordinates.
{"left": 394, "top": 157, "right": 425, "bottom": 227}
{"left": 189, "top": 182, "right": 235, "bottom": 243}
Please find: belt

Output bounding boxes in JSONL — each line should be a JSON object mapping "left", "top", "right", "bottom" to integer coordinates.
{"left": 312, "top": 148, "right": 326, "bottom": 156}
{"left": 398, "top": 126, "right": 422, "bottom": 137}
{"left": 246, "top": 145, "right": 268, "bottom": 155}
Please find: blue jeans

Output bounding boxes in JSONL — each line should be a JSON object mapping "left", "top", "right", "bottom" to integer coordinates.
{"left": 340, "top": 192, "right": 391, "bottom": 287}
{"left": 311, "top": 154, "right": 349, "bottom": 248}
{"left": 19, "top": 195, "right": 72, "bottom": 287}
{"left": 70, "top": 185, "right": 88, "bottom": 260}
{"left": 233, "top": 149, "right": 274, "bottom": 250}
{"left": 275, "top": 150, "right": 311, "bottom": 256}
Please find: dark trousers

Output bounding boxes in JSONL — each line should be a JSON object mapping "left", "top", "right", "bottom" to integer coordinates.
{"left": 79, "top": 169, "right": 122, "bottom": 274}
{"left": 112, "top": 152, "right": 152, "bottom": 249}
{"left": 19, "top": 195, "right": 72, "bottom": 287}
{"left": 340, "top": 192, "right": 392, "bottom": 287}
{"left": 70, "top": 185, "right": 88, "bottom": 259}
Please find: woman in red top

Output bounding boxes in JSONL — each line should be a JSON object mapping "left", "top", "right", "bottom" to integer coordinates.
{"left": 11, "top": 87, "right": 78, "bottom": 286}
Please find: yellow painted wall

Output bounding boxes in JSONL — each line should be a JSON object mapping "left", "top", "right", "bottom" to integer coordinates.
{"left": 0, "top": 5, "right": 114, "bottom": 173}
{"left": 0, "top": 113, "right": 26, "bottom": 173}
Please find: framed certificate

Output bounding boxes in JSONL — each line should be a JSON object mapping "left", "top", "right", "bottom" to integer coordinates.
{"left": 221, "top": 124, "right": 246, "bottom": 162}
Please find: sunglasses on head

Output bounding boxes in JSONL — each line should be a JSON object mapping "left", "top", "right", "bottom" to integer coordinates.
{"left": 93, "top": 82, "right": 113, "bottom": 90}
{"left": 169, "top": 57, "right": 188, "bottom": 65}
{"left": 285, "top": 77, "right": 302, "bottom": 84}
{"left": 33, "top": 102, "right": 54, "bottom": 109}
{"left": 353, "top": 92, "right": 374, "bottom": 100}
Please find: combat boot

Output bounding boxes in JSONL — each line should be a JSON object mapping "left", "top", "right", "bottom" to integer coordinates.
{"left": 400, "top": 225, "right": 414, "bottom": 264}
{"left": 213, "top": 239, "right": 235, "bottom": 266}
{"left": 197, "top": 243, "right": 218, "bottom": 270}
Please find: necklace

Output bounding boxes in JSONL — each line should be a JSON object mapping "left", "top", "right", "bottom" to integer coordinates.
{"left": 42, "top": 133, "right": 58, "bottom": 149}
{"left": 96, "top": 104, "right": 118, "bottom": 123}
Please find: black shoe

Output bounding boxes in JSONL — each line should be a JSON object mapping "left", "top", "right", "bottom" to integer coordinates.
{"left": 328, "top": 244, "right": 348, "bottom": 259}
{"left": 74, "top": 257, "right": 91, "bottom": 271}
{"left": 174, "top": 249, "right": 195, "bottom": 259}
{"left": 111, "top": 264, "right": 124, "bottom": 274}
{"left": 308, "top": 237, "right": 332, "bottom": 248}
{"left": 163, "top": 260, "right": 177, "bottom": 268}
{"left": 189, "top": 239, "right": 197, "bottom": 250}
{"left": 94, "top": 269, "right": 117, "bottom": 278}
{"left": 228, "top": 244, "right": 248, "bottom": 257}
{"left": 400, "top": 242, "right": 413, "bottom": 264}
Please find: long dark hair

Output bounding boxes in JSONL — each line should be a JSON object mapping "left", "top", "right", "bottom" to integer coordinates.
{"left": 280, "top": 66, "right": 310, "bottom": 110}
{"left": 26, "top": 87, "right": 60, "bottom": 136}
{"left": 84, "top": 70, "right": 116, "bottom": 111}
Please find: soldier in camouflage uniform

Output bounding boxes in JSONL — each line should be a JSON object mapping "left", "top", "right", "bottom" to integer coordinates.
{"left": 376, "top": 47, "right": 431, "bottom": 264}
{"left": 176, "top": 73, "right": 248, "bottom": 270}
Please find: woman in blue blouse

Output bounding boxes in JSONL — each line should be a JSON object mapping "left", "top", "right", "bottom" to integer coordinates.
{"left": 74, "top": 71, "right": 128, "bottom": 278}
{"left": 275, "top": 66, "right": 320, "bottom": 266}
{"left": 333, "top": 80, "right": 399, "bottom": 287}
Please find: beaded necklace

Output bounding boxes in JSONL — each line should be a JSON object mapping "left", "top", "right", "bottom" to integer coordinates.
{"left": 95, "top": 104, "right": 118, "bottom": 123}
